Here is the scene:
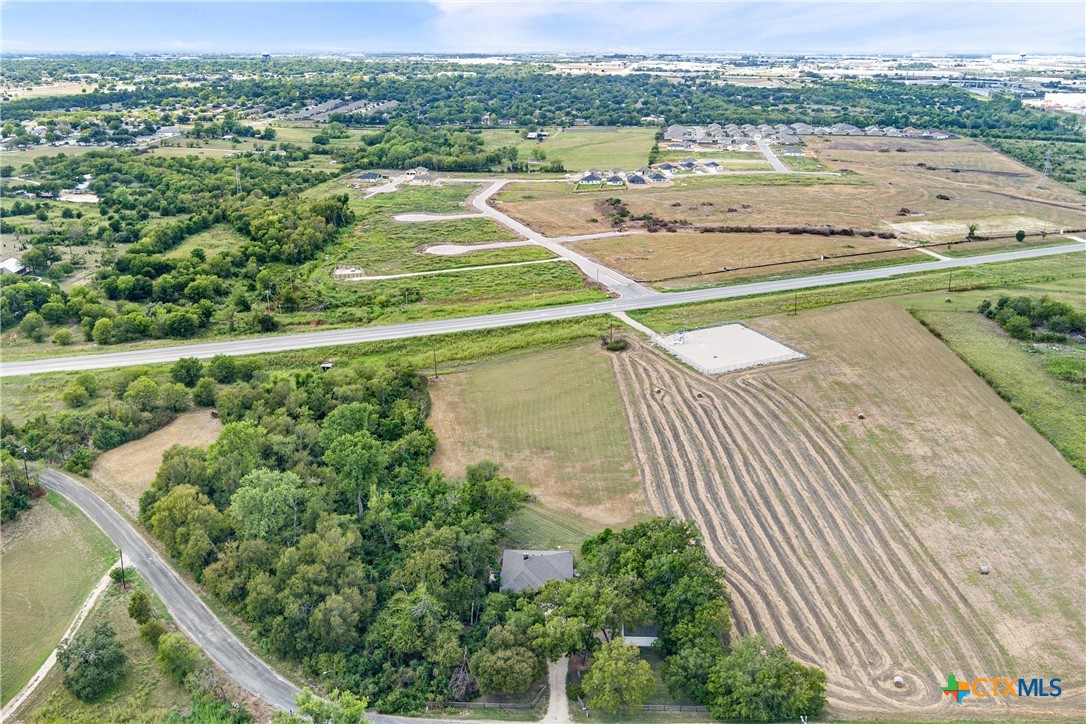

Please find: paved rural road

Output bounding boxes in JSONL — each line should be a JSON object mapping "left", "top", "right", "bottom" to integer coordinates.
{"left": 756, "top": 138, "right": 790, "bottom": 173}
{"left": 38, "top": 470, "right": 301, "bottom": 711}
{"left": 470, "top": 180, "right": 657, "bottom": 299}
{"left": 3, "top": 243, "right": 1082, "bottom": 378}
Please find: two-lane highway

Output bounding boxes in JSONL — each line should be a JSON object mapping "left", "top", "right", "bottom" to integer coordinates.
{"left": 2, "top": 243, "right": 1082, "bottom": 377}
{"left": 39, "top": 470, "right": 301, "bottom": 711}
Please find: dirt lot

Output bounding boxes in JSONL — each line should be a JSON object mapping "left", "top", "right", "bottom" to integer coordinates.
{"left": 568, "top": 230, "right": 922, "bottom": 287}
{"left": 428, "top": 343, "right": 646, "bottom": 547}
{"left": 91, "top": 410, "right": 223, "bottom": 517}
{"left": 495, "top": 138, "right": 1085, "bottom": 247}
{"left": 609, "top": 302, "right": 1083, "bottom": 719}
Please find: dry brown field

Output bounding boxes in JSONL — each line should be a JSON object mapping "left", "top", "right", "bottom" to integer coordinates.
{"left": 493, "top": 138, "right": 1084, "bottom": 286}
{"left": 568, "top": 231, "right": 924, "bottom": 287}
{"left": 609, "top": 301, "right": 1083, "bottom": 718}
{"left": 90, "top": 410, "right": 223, "bottom": 517}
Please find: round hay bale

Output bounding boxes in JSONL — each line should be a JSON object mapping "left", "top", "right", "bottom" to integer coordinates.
{"left": 893, "top": 675, "right": 905, "bottom": 688}
{"left": 857, "top": 413, "right": 866, "bottom": 420}
{"left": 980, "top": 565, "right": 990, "bottom": 575}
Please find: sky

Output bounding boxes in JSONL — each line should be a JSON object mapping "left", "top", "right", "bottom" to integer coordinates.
{"left": 3, "top": 1, "right": 1084, "bottom": 56}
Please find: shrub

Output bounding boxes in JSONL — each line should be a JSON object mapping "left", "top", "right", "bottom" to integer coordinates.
{"left": 1003, "top": 314, "right": 1033, "bottom": 340}
{"left": 171, "top": 357, "right": 204, "bottom": 387}
{"left": 110, "top": 566, "right": 135, "bottom": 586}
{"left": 140, "top": 619, "right": 168, "bottom": 647}
{"left": 52, "top": 329, "right": 75, "bottom": 345}
{"left": 20, "top": 311, "right": 46, "bottom": 342}
{"left": 61, "top": 383, "right": 90, "bottom": 408}
{"left": 602, "top": 337, "right": 629, "bottom": 352}
{"left": 192, "top": 377, "right": 218, "bottom": 407}
{"left": 75, "top": 372, "right": 99, "bottom": 396}
{"left": 207, "top": 355, "right": 238, "bottom": 384}
{"left": 157, "top": 632, "right": 203, "bottom": 685}
{"left": 128, "top": 590, "right": 154, "bottom": 625}
{"left": 65, "top": 448, "right": 96, "bottom": 476}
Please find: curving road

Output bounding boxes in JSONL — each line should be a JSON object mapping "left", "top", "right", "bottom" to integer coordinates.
{"left": 1, "top": 243, "right": 1082, "bottom": 378}
{"left": 38, "top": 470, "right": 301, "bottom": 711}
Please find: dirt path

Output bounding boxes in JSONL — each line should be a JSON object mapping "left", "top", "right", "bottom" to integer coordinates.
{"left": 607, "top": 339, "right": 1075, "bottom": 718}
{"left": 541, "top": 657, "right": 570, "bottom": 724}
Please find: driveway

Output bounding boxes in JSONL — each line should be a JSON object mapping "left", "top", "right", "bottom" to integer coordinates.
{"left": 38, "top": 470, "right": 300, "bottom": 711}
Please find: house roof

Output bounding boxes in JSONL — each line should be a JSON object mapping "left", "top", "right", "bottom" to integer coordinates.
{"left": 500, "top": 550, "right": 574, "bottom": 592}
{"left": 627, "top": 175, "right": 647, "bottom": 184}
{"left": 0, "top": 258, "right": 25, "bottom": 274}
{"left": 580, "top": 174, "right": 602, "bottom": 183}
{"left": 357, "top": 172, "right": 382, "bottom": 180}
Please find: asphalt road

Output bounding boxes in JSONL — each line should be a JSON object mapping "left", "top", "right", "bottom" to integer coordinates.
{"left": 755, "top": 138, "right": 790, "bottom": 173}
{"left": 3, "top": 243, "right": 1082, "bottom": 377}
{"left": 39, "top": 470, "right": 301, "bottom": 711}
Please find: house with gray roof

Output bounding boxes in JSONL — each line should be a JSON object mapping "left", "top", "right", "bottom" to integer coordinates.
{"left": 500, "top": 550, "right": 574, "bottom": 592}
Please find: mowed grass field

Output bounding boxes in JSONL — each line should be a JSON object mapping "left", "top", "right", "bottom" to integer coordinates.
{"left": 428, "top": 342, "right": 647, "bottom": 549}
{"left": 907, "top": 288, "right": 1086, "bottom": 473}
{"left": 611, "top": 299, "right": 1083, "bottom": 717}
{"left": 481, "top": 127, "right": 656, "bottom": 171}
{"left": 16, "top": 575, "right": 194, "bottom": 722}
{"left": 0, "top": 493, "right": 117, "bottom": 705}
{"left": 164, "top": 224, "right": 248, "bottom": 259}
{"left": 494, "top": 138, "right": 1085, "bottom": 269}
{"left": 569, "top": 230, "right": 924, "bottom": 288}
{"left": 91, "top": 410, "right": 223, "bottom": 518}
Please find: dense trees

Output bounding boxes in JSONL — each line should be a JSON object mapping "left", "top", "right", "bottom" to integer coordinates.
{"left": 979, "top": 294, "right": 1086, "bottom": 340}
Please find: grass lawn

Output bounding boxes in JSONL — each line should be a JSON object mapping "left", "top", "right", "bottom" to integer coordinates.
{"left": 481, "top": 127, "right": 657, "bottom": 171}
{"left": 908, "top": 290, "right": 1086, "bottom": 473}
{"left": 779, "top": 153, "right": 828, "bottom": 171}
{"left": 0, "top": 492, "right": 117, "bottom": 705}
{"left": 429, "top": 341, "right": 647, "bottom": 545}
{"left": 164, "top": 224, "right": 248, "bottom": 259}
{"left": 15, "top": 575, "right": 194, "bottom": 722}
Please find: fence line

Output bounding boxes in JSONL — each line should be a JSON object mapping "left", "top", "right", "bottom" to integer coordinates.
{"left": 427, "top": 682, "right": 549, "bottom": 711}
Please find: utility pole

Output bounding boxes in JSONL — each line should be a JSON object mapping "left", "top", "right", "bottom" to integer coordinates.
{"left": 20, "top": 445, "right": 28, "bottom": 479}
{"left": 235, "top": 165, "right": 242, "bottom": 194}
{"left": 793, "top": 292, "right": 798, "bottom": 317}
{"left": 432, "top": 346, "right": 438, "bottom": 378}
{"left": 948, "top": 271, "right": 953, "bottom": 293}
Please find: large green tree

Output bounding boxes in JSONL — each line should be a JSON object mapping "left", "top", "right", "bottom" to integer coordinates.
{"left": 582, "top": 638, "right": 656, "bottom": 716}
{"left": 57, "top": 622, "right": 127, "bottom": 701}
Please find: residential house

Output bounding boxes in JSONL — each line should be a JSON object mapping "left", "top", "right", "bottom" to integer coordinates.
{"left": 579, "top": 174, "right": 603, "bottom": 185}
{"left": 499, "top": 550, "right": 574, "bottom": 593}
{"left": 0, "top": 258, "right": 27, "bottom": 275}
{"left": 357, "top": 172, "right": 383, "bottom": 182}
{"left": 647, "top": 172, "right": 668, "bottom": 182}
{"left": 621, "top": 624, "right": 659, "bottom": 648}
{"left": 605, "top": 175, "right": 625, "bottom": 186}
{"left": 627, "top": 174, "right": 647, "bottom": 185}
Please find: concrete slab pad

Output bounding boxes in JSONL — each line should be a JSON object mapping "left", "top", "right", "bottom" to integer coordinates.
{"left": 653, "top": 323, "right": 804, "bottom": 375}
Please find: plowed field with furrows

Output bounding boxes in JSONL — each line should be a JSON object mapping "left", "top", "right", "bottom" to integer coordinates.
{"left": 609, "top": 343, "right": 1057, "bottom": 718}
